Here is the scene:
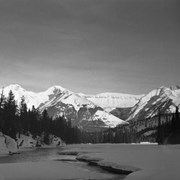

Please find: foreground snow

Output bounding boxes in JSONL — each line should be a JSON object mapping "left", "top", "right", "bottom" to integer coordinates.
{"left": 1, "top": 142, "right": 180, "bottom": 180}
{"left": 60, "top": 144, "right": 180, "bottom": 180}
{"left": 0, "top": 147, "right": 120, "bottom": 180}
{"left": 0, "top": 161, "right": 119, "bottom": 180}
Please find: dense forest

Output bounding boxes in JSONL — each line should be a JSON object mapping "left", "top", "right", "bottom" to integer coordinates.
{"left": 0, "top": 90, "right": 80, "bottom": 144}
{"left": 0, "top": 90, "right": 179, "bottom": 145}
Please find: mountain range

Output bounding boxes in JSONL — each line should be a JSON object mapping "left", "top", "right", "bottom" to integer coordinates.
{"left": 0, "top": 84, "right": 129, "bottom": 130}
{"left": 0, "top": 84, "right": 180, "bottom": 131}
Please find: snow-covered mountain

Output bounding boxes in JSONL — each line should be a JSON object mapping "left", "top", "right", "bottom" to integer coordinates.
{"left": 127, "top": 86, "right": 180, "bottom": 121}
{"left": 92, "top": 110, "right": 128, "bottom": 128}
{"left": 82, "top": 93, "right": 143, "bottom": 112}
{"left": 38, "top": 89, "right": 129, "bottom": 129}
{"left": 0, "top": 84, "right": 66, "bottom": 109}
{"left": 0, "top": 84, "right": 127, "bottom": 129}
{"left": 2, "top": 84, "right": 180, "bottom": 128}
{"left": 79, "top": 92, "right": 143, "bottom": 121}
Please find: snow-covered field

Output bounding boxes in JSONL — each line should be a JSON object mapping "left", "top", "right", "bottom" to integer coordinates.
{"left": 60, "top": 144, "right": 180, "bottom": 180}
{"left": 0, "top": 161, "right": 119, "bottom": 180}
{"left": 0, "top": 143, "right": 180, "bottom": 180}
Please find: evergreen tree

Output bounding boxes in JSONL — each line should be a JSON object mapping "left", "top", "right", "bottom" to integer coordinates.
{"left": 29, "top": 106, "right": 41, "bottom": 136}
{"left": 171, "top": 113, "right": 176, "bottom": 132}
{"left": 175, "top": 106, "right": 180, "bottom": 129}
{"left": 3, "top": 90, "right": 18, "bottom": 138}
{"left": 0, "top": 88, "right": 5, "bottom": 131}
{"left": 41, "top": 109, "right": 52, "bottom": 144}
{"left": 41, "top": 109, "right": 51, "bottom": 132}
{"left": 156, "top": 108, "right": 162, "bottom": 144}
{"left": 19, "top": 96, "right": 28, "bottom": 133}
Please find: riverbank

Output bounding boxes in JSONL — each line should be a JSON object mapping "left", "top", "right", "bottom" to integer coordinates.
{"left": 0, "top": 146, "right": 124, "bottom": 180}
{"left": 59, "top": 143, "right": 180, "bottom": 180}
{"left": 0, "top": 133, "right": 64, "bottom": 156}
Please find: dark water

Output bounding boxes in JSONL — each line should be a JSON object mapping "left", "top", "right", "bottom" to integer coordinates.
{"left": 0, "top": 147, "right": 61, "bottom": 163}
{"left": 0, "top": 147, "right": 125, "bottom": 180}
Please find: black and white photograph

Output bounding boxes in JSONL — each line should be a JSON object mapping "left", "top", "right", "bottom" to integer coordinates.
{"left": 0, "top": 0, "right": 180, "bottom": 180}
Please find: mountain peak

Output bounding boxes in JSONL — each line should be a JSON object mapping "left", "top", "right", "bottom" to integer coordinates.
{"left": 2, "top": 84, "right": 25, "bottom": 92}
{"left": 169, "top": 85, "right": 180, "bottom": 91}
{"left": 46, "top": 85, "right": 66, "bottom": 92}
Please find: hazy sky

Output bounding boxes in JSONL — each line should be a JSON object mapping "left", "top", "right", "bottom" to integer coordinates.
{"left": 0, "top": 0, "right": 179, "bottom": 94}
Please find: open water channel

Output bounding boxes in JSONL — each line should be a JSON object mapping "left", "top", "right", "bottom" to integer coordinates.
{"left": 0, "top": 147, "right": 125, "bottom": 180}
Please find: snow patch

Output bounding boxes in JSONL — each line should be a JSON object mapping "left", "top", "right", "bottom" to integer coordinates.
{"left": 4, "top": 135, "right": 19, "bottom": 154}
{"left": 17, "top": 134, "right": 36, "bottom": 148}
{"left": 92, "top": 110, "right": 128, "bottom": 128}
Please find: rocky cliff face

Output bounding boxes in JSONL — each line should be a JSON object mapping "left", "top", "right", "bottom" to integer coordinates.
{"left": 127, "top": 86, "right": 180, "bottom": 121}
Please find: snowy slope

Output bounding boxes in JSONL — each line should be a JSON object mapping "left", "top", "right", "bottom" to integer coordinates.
{"left": 84, "top": 93, "right": 143, "bottom": 111}
{"left": 0, "top": 84, "right": 66, "bottom": 109}
{"left": 0, "top": 84, "right": 38, "bottom": 108}
{"left": 40, "top": 89, "right": 96, "bottom": 112}
{"left": 128, "top": 86, "right": 180, "bottom": 121}
{"left": 40, "top": 91, "right": 127, "bottom": 128}
{"left": 92, "top": 110, "right": 128, "bottom": 128}
{"left": 1, "top": 84, "right": 142, "bottom": 111}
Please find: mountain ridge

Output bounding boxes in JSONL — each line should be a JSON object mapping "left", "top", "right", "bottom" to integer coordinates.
{"left": 0, "top": 84, "right": 143, "bottom": 110}
{"left": 0, "top": 84, "right": 129, "bottom": 129}
{"left": 127, "top": 86, "right": 180, "bottom": 121}
{"left": 1, "top": 84, "right": 180, "bottom": 129}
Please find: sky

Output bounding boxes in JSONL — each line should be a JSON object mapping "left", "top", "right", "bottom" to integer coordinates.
{"left": 0, "top": 0, "right": 179, "bottom": 94}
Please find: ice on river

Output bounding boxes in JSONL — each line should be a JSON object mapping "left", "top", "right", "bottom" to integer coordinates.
{"left": 0, "top": 147, "right": 123, "bottom": 180}
{"left": 60, "top": 143, "right": 180, "bottom": 180}
{"left": 0, "top": 143, "right": 180, "bottom": 180}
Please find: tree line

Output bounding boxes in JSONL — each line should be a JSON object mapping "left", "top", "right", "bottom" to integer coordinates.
{"left": 0, "top": 90, "right": 80, "bottom": 144}
{"left": 156, "top": 106, "right": 180, "bottom": 144}
{"left": 0, "top": 90, "right": 136, "bottom": 144}
{"left": 0, "top": 90, "right": 179, "bottom": 145}
{"left": 0, "top": 90, "right": 134, "bottom": 144}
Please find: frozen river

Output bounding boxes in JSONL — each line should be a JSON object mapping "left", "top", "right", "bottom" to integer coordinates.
{"left": 0, "top": 147, "right": 125, "bottom": 180}
{"left": 1, "top": 144, "right": 179, "bottom": 180}
{"left": 0, "top": 147, "right": 62, "bottom": 163}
